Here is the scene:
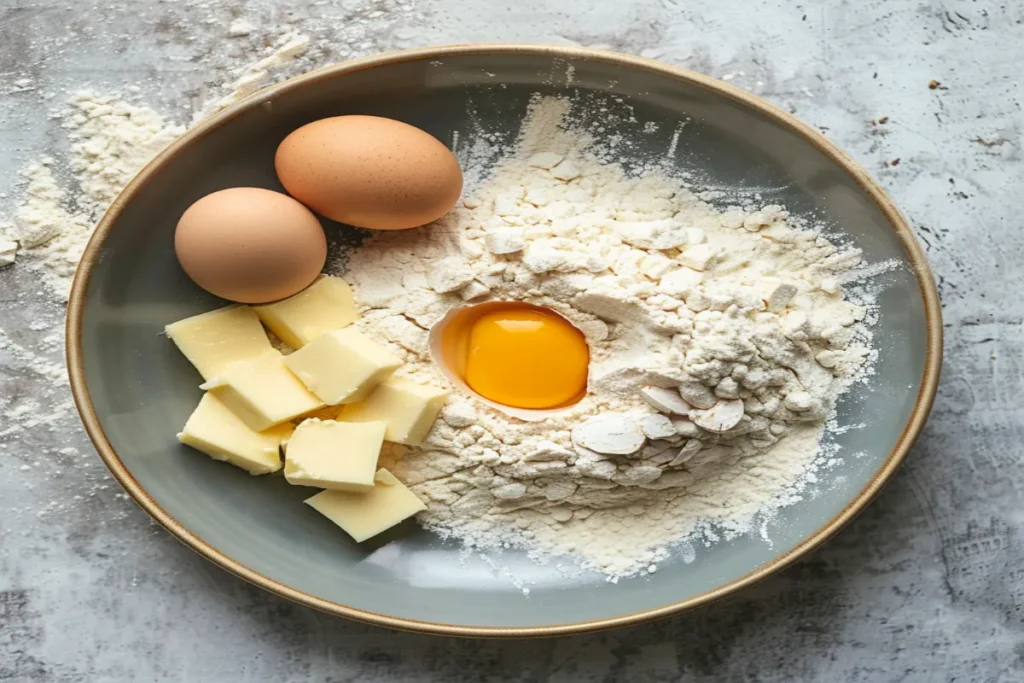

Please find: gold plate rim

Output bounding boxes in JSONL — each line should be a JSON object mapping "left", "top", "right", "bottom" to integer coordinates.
{"left": 65, "top": 43, "right": 943, "bottom": 638}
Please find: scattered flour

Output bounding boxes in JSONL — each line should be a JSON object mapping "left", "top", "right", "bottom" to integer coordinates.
{"left": 227, "top": 19, "right": 256, "bottom": 37}
{"left": 338, "top": 96, "right": 880, "bottom": 578}
{"left": 0, "top": 99, "right": 184, "bottom": 300}
{"left": 0, "top": 325, "right": 73, "bottom": 441}
{"left": 196, "top": 32, "right": 312, "bottom": 120}
{"left": 0, "top": 32, "right": 313, "bottom": 301}
{"left": 0, "top": 239, "right": 16, "bottom": 268}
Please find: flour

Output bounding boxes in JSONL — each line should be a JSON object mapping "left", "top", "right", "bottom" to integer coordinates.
{"left": 227, "top": 19, "right": 256, "bottom": 38}
{"left": 0, "top": 239, "right": 17, "bottom": 268}
{"left": 339, "top": 96, "right": 878, "bottom": 577}
{"left": 0, "top": 34, "right": 312, "bottom": 302}
{"left": 0, "top": 325, "right": 74, "bottom": 442}
{"left": 197, "top": 32, "right": 313, "bottom": 120}
{"left": 0, "top": 97, "right": 186, "bottom": 300}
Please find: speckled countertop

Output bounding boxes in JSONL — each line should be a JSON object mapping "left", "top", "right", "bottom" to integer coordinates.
{"left": 1, "top": 1, "right": 1021, "bottom": 681}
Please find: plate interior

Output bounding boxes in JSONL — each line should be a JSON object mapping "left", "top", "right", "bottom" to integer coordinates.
{"left": 79, "top": 51, "right": 928, "bottom": 629}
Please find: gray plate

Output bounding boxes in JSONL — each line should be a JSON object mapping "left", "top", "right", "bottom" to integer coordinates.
{"left": 67, "top": 45, "right": 941, "bottom": 637}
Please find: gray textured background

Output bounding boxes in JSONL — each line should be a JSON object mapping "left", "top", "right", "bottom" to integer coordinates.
{"left": 1, "top": 1, "right": 1021, "bottom": 681}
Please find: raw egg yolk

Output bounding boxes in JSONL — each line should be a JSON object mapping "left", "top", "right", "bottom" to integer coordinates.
{"left": 464, "top": 307, "right": 589, "bottom": 409}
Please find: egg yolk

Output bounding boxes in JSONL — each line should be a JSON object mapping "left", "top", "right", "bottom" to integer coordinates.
{"left": 463, "top": 306, "right": 589, "bottom": 409}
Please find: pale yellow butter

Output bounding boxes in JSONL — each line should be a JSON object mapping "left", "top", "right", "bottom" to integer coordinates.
{"left": 284, "top": 419, "right": 385, "bottom": 491}
{"left": 165, "top": 305, "right": 272, "bottom": 381}
{"left": 300, "top": 404, "right": 346, "bottom": 422}
{"left": 339, "top": 378, "right": 449, "bottom": 446}
{"left": 305, "top": 468, "right": 426, "bottom": 542}
{"left": 177, "top": 393, "right": 292, "bottom": 475}
{"left": 282, "top": 406, "right": 345, "bottom": 454}
{"left": 284, "top": 328, "right": 402, "bottom": 405}
{"left": 201, "top": 350, "right": 323, "bottom": 431}
{"left": 253, "top": 276, "right": 359, "bottom": 348}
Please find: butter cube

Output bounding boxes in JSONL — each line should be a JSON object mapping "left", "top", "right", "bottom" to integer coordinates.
{"left": 284, "top": 328, "right": 402, "bottom": 405}
{"left": 253, "top": 276, "right": 359, "bottom": 348}
{"left": 339, "top": 378, "right": 449, "bottom": 445}
{"left": 201, "top": 350, "right": 323, "bottom": 431}
{"left": 165, "top": 305, "right": 272, "bottom": 380}
{"left": 305, "top": 469, "right": 426, "bottom": 542}
{"left": 177, "top": 393, "right": 291, "bottom": 475}
{"left": 282, "top": 405, "right": 345, "bottom": 453}
{"left": 301, "top": 404, "right": 346, "bottom": 422}
{"left": 284, "top": 419, "right": 385, "bottom": 491}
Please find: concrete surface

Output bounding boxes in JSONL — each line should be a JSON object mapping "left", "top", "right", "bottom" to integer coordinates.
{"left": 1, "top": 0, "right": 1022, "bottom": 681}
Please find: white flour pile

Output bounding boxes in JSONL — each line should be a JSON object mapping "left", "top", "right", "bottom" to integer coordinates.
{"left": 340, "top": 96, "right": 878, "bottom": 578}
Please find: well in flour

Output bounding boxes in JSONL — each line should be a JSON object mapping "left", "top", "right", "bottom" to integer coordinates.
{"left": 337, "top": 95, "right": 880, "bottom": 578}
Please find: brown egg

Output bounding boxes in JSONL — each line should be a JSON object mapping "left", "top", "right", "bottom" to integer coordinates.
{"left": 275, "top": 115, "right": 463, "bottom": 230}
{"left": 174, "top": 187, "right": 326, "bottom": 304}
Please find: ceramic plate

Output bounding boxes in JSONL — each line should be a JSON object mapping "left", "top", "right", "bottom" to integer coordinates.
{"left": 67, "top": 45, "right": 941, "bottom": 636}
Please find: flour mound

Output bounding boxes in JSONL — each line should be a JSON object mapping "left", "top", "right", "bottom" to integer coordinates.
{"left": 337, "top": 96, "right": 878, "bottom": 578}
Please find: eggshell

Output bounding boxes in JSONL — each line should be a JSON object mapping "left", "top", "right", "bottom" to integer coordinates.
{"left": 174, "top": 187, "right": 326, "bottom": 304}
{"left": 275, "top": 115, "right": 463, "bottom": 230}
